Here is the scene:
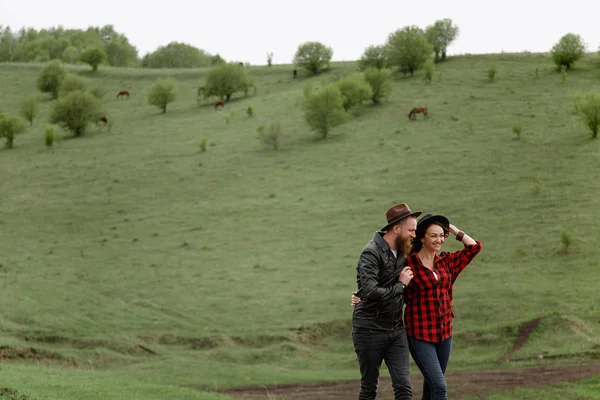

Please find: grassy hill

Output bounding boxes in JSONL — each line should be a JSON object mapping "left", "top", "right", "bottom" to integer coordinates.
{"left": 1, "top": 53, "right": 600, "bottom": 399}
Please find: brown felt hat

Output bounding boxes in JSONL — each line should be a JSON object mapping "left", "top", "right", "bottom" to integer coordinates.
{"left": 381, "top": 203, "right": 422, "bottom": 232}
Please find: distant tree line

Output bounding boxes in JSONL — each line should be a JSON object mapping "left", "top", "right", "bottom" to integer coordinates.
{"left": 0, "top": 24, "right": 226, "bottom": 69}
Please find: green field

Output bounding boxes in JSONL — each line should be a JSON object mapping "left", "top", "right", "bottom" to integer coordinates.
{"left": 1, "top": 53, "right": 600, "bottom": 399}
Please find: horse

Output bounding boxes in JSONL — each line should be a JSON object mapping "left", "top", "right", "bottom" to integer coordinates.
{"left": 408, "top": 107, "right": 428, "bottom": 120}
{"left": 98, "top": 116, "right": 108, "bottom": 124}
{"left": 116, "top": 90, "right": 130, "bottom": 99}
{"left": 214, "top": 99, "right": 225, "bottom": 110}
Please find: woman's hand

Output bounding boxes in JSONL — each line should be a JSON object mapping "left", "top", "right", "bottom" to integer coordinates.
{"left": 351, "top": 292, "right": 361, "bottom": 307}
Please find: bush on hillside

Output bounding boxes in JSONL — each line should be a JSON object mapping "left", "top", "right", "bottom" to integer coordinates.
{"left": 551, "top": 33, "right": 586, "bottom": 71}
{"left": 49, "top": 90, "right": 100, "bottom": 137}
{"left": 0, "top": 113, "right": 26, "bottom": 149}
{"left": 358, "top": 45, "right": 388, "bottom": 71}
{"left": 303, "top": 85, "right": 348, "bottom": 138}
{"left": 257, "top": 122, "right": 282, "bottom": 150}
{"left": 294, "top": 41, "right": 333, "bottom": 75}
{"left": 79, "top": 47, "right": 107, "bottom": 72}
{"left": 423, "top": 59, "right": 434, "bottom": 83}
{"left": 335, "top": 74, "right": 373, "bottom": 111}
{"left": 385, "top": 26, "right": 433, "bottom": 76}
{"left": 59, "top": 74, "right": 89, "bottom": 97}
{"left": 575, "top": 92, "right": 600, "bottom": 139}
{"left": 19, "top": 94, "right": 40, "bottom": 126}
{"left": 203, "top": 62, "right": 251, "bottom": 102}
{"left": 36, "top": 60, "right": 68, "bottom": 99}
{"left": 363, "top": 67, "right": 393, "bottom": 104}
{"left": 148, "top": 78, "right": 177, "bottom": 113}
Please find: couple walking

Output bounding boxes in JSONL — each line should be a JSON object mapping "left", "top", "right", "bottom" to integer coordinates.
{"left": 351, "top": 203, "right": 482, "bottom": 399}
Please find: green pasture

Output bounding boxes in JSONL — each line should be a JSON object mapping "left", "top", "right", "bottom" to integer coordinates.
{"left": 1, "top": 52, "right": 599, "bottom": 399}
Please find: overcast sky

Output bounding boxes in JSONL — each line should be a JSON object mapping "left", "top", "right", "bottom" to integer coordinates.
{"left": 2, "top": 0, "right": 599, "bottom": 65}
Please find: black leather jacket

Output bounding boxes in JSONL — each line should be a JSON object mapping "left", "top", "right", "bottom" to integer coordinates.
{"left": 352, "top": 232, "right": 407, "bottom": 330}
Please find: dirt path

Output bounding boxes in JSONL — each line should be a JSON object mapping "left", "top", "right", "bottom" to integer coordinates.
{"left": 221, "top": 363, "right": 600, "bottom": 399}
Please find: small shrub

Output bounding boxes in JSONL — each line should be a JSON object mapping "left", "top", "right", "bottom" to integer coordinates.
{"left": 36, "top": 60, "right": 68, "bottom": 99}
{"left": 303, "top": 85, "right": 348, "bottom": 138}
{"left": 89, "top": 87, "right": 106, "bottom": 99}
{"left": 19, "top": 94, "right": 40, "bottom": 125}
{"left": 59, "top": 74, "right": 89, "bottom": 97}
{"left": 423, "top": 59, "right": 435, "bottom": 83}
{"left": 534, "top": 67, "right": 539, "bottom": 79}
{"left": 225, "top": 115, "right": 231, "bottom": 125}
{"left": 148, "top": 78, "right": 177, "bottom": 113}
{"left": 335, "top": 74, "right": 373, "bottom": 111}
{"left": 532, "top": 178, "right": 541, "bottom": 195}
{"left": 560, "top": 231, "right": 572, "bottom": 254}
{"left": 199, "top": 137, "right": 207, "bottom": 152}
{"left": 574, "top": 92, "right": 600, "bottom": 138}
{"left": 45, "top": 127, "right": 55, "bottom": 148}
{"left": 0, "top": 114, "right": 26, "bottom": 148}
{"left": 258, "top": 122, "right": 282, "bottom": 150}
{"left": 560, "top": 65, "right": 567, "bottom": 83}
{"left": 487, "top": 65, "right": 496, "bottom": 82}
{"left": 247, "top": 105, "right": 254, "bottom": 117}
{"left": 512, "top": 125, "right": 522, "bottom": 139}
{"left": 266, "top": 52, "right": 273, "bottom": 67}
{"left": 49, "top": 90, "right": 100, "bottom": 137}
{"left": 363, "top": 67, "right": 393, "bottom": 105}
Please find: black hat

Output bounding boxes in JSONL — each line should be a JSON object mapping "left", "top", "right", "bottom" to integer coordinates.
{"left": 416, "top": 214, "right": 450, "bottom": 236}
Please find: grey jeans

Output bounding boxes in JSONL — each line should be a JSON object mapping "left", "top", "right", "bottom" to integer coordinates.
{"left": 352, "top": 326, "right": 413, "bottom": 400}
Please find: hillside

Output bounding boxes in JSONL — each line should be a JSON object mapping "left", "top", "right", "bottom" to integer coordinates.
{"left": 1, "top": 53, "right": 600, "bottom": 399}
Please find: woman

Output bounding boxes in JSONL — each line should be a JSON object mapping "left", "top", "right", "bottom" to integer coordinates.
{"left": 352, "top": 214, "right": 482, "bottom": 400}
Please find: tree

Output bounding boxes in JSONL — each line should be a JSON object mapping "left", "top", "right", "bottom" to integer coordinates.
{"left": 148, "top": 78, "right": 177, "bottom": 113}
{"left": 203, "top": 63, "right": 251, "bottom": 102}
{"left": 363, "top": 67, "right": 393, "bottom": 104}
{"left": 80, "top": 47, "right": 106, "bottom": 71}
{"left": 19, "top": 94, "right": 40, "bottom": 125}
{"left": 267, "top": 52, "right": 274, "bottom": 67}
{"left": 551, "top": 33, "right": 586, "bottom": 71}
{"left": 335, "top": 74, "right": 373, "bottom": 111}
{"left": 49, "top": 90, "right": 100, "bottom": 137}
{"left": 62, "top": 46, "right": 79, "bottom": 63}
{"left": 36, "top": 60, "right": 68, "bottom": 99}
{"left": 0, "top": 26, "right": 21, "bottom": 62}
{"left": 303, "top": 85, "right": 348, "bottom": 138}
{"left": 358, "top": 45, "right": 388, "bottom": 71}
{"left": 294, "top": 41, "right": 333, "bottom": 75}
{"left": 385, "top": 26, "right": 433, "bottom": 76}
{"left": 142, "top": 42, "right": 212, "bottom": 68}
{"left": 575, "top": 92, "right": 600, "bottom": 138}
{"left": 0, "top": 113, "right": 26, "bottom": 148}
{"left": 425, "top": 19, "right": 459, "bottom": 62}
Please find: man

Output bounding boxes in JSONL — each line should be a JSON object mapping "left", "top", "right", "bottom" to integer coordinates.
{"left": 352, "top": 203, "right": 420, "bottom": 400}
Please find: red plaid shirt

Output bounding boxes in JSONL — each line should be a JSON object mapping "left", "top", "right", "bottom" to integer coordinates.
{"left": 404, "top": 241, "right": 482, "bottom": 342}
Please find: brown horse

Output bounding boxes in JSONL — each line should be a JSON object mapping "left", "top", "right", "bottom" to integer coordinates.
{"left": 116, "top": 90, "right": 130, "bottom": 99}
{"left": 408, "top": 107, "right": 428, "bottom": 120}
{"left": 98, "top": 115, "right": 108, "bottom": 124}
{"left": 214, "top": 99, "right": 225, "bottom": 110}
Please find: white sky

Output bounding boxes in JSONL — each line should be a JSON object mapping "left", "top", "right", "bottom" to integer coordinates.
{"left": 2, "top": 0, "right": 599, "bottom": 65}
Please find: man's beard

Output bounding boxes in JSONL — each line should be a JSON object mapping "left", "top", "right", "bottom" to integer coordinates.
{"left": 395, "top": 235, "right": 413, "bottom": 257}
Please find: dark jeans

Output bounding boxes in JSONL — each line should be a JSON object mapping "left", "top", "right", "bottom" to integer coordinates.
{"left": 407, "top": 335, "right": 453, "bottom": 400}
{"left": 352, "top": 326, "right": 412, "bottom": 400}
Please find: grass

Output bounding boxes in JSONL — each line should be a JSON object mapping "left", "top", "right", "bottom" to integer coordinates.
{"left": 1, "top": 52, "right": 600, "bottom": 398}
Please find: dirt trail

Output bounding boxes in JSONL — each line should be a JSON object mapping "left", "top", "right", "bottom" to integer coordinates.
{"left": 221, "top": 363, "right": 600, "bottom": 399}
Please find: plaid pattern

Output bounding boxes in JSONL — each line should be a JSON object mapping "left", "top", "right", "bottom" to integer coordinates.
{"left": 404, "top": 241, "right": 482, "bottom": 342}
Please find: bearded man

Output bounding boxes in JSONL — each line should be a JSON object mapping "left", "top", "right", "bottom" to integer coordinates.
{"left": 351, "top": 203, "right": 421, "bottom": 400}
